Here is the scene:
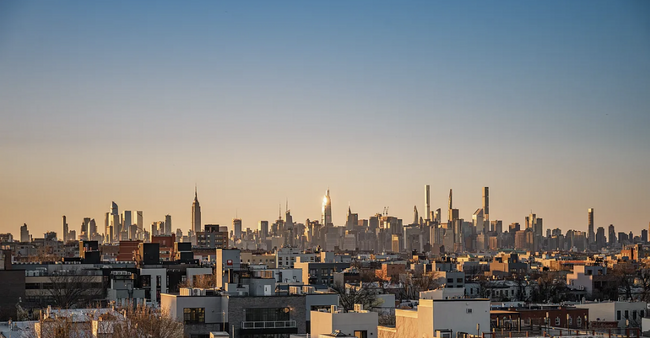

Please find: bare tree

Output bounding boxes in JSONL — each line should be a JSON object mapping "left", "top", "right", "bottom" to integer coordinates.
{"left": 177, "top": 274, "right": 216, "bottom": 289}
{"left": 636, "top": 262, "right": 650, "bottom": 302}
{"left": 46, "top": 273, "right": 104, "bottom": 309}
{"left": 108, "top": 305, "right": 184, "bottom": 338}
{"left": 331, "top": 283, "right": 384, "bottom": 312}
{"left": 397, "top": 272, "right": 441, "bottom": 301}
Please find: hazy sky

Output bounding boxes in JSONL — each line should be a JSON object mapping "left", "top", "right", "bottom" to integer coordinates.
{"left": 1, "top": 1, "right": 649, "bottom": 238}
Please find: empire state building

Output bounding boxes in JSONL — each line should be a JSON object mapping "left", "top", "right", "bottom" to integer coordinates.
{"left": 192, "top": 187, "right": 201, "bottom": 233}
{"left": 322, "top": 189, "right": 332, "bottom": 226}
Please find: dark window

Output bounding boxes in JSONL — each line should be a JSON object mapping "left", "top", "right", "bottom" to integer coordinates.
{"left": 617, "top": 311, "right": 621, "bottom": 320}
{"left": 625, "top": 310, "right": 629, "bottom": 319}
{"left": 183, "top": 308, "right": 205, "bottom": 324}
{"left": 355, "top": 330, "right": 368, "bottom": 338}
{"left": 633, "top": 311, "right": 637, "bottom": 320}
{"left": 447, "top": 278, "right": 453, "bottom": 283}
{"left": 245, "top": 308, "right": 290, "bottom": 322}
{"left": 457, "top": 278, "right": 463, "bottom": 283}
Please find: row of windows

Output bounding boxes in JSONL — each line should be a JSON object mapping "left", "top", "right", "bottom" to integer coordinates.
{"left": 184, "top": 308, "right": 205, "bottom": 324}
{"left": 245, "top": 308, "right": 291, "bottom": 322}
{"left": 617, "top": 310, "right": 645, "bottom": 321}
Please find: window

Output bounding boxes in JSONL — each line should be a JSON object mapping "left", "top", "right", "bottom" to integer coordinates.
{"left": 457, "top": 278, "right": 463, "bottom": 283}
{"left": 466, "top": 309, "right": 473, "bottom": 314}
{"left": 568, "top": 316, "right": 572, "bottom": 326}
{"left": 354, "top": 330, "right": 368, "bottom": 338}
{"left": 625, "top": 310, "right": 629, "bottom": 319}
{"left": 633, "top": 311, "right": 637, "bottom": 320}
{"left": 555, "top": 317, "right": 561, "bottom": 326}
{"left": 617, "top": 311, "right": 622, "bottom": 321}
{"left": 447, "top": 278, "right": 453, "bottom": 283}
{"left": 641, "top": 310, "right": 645, "bottom": 318}
{"left": 245, "top": 308, "right": 290, "bottom": 322}
{"left": 183, "top": 308, "right": 205, "bottom": 324}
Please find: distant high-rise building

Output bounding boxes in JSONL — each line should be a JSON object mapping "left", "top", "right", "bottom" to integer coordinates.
{"left": 346, "top": 206, "right": 358, "bottom": 230}
{"left": 122, "top": 211, "right": 132, "bottom": 238}
{"left": 104, "top": 212, "right": 109, "bottom": 239}
{"left": 110, "top": 201, "right": 120, "bottom": 242}
{"left": 164, "top": 215, "right": 172, "bottom": 235}
{"left": 588, "top": 208, "right": 595, "bottom": 244}
{"left": 482, "top": 187, "right": 489, "bottom": 225}
{"left": 596, "top": 226, "right": 606, "bottom": 249}
{"left": 233, "top": 218, "right": 242, "bottom": 239}
{"left": 135, "top": 211, "right": 143, "bottom": 232}
{"left": 259, "top": 221, "right": 269, "bottom": 239}
{"left": 192, "top": 187, "right": 201, "bottom": 234}
{"left": 448, "top": 189, "right": 459, "bottom": 222}
{"left": 20, "top": 223, "right": 30, "bottom": 242}
{"left": 62, "top": 216, "right": 68, "bottom": 242}
{"left": 641, "top": 229, "right": 648, "bottom": 243}
{"left": 82, "top": 217, "right": 91, "bottom": 236}
{"left": 413, "top": 206, "right": 419, "bottom": 225}
{"left": 608, "top": 224, "right": 616, "bottom": 246}
{"left": 424, "top": 185, "right": 431, "bottom": 221}
{"left": 89, "top": 219, "right": 97, "bottom": 237}
{"left": 322, "top": 189, "right": 332, "bottom": 226}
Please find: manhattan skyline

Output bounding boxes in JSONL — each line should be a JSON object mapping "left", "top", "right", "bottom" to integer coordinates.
{"left": 1, "top": 1, "right": 649, "bottom": 236}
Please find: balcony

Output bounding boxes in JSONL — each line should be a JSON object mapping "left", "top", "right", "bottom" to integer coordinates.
{"left": 241, "top": 320, "right": 297, "bottom": 329}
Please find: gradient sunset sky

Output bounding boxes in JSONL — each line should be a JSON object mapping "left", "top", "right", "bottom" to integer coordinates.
{"left": 1, "top": 1, "right": 649, "bottom": 237}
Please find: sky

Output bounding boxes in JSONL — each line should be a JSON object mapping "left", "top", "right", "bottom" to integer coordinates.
{"left": 1, "top": 1, "right": 649, "bottom": 238}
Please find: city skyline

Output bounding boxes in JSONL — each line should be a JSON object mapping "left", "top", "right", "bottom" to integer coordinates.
{"left": 1, "top": 1, "right": 649, "bottom": 236}
{"left": 7, "top": 185, "right": 650, "bottom": 239}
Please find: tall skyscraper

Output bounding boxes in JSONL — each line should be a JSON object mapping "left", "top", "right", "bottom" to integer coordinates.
{"left": 233, "top": 218, "right": 242, "bottom": 239}
{"left": 322, "top": 189, "right": 332, "bottom": 226}
{"left": 62, "top": 216, "right": 68, "bottom": 242}
{"left": 608, "top": 224, "right": 616, "bottom": 246}
{"left": 588, "top": 208, "right": 595, "bottom": 244}
{"left": 122, "top": 211, "right": 132, "bottom": 239}
{"left": 82, "top": 217, "right": 91, "bottom": 235}
{"left": 20, "top": 223, "right": 30, "bottom": 242}
{"left": 164, "top": 215, "right": 172, "bottom": 235}
{"left": 424, "top": 185, "right": 431, "bottom": 221}
{"left": 192, "top": 187, "right": 201, "bottom": 234}
{"left": 482, "top": 187, "right": 489, "bottom": 229}
{"left": 448, "top": 189, "right": 458, "bottom": 222}
{"left": 413, "top": 206, "right": 419, "bottom": 225}
{"left": 259, "top": 221, "right": 269, "bottom": 240}
{"left": 110, "top": 201, "right": 120, "bottom": 242}
{"left": 89, "top": 219, "right": 96, "bottom": 238}
{"left": 136, "top": 211, "right": 143, "bottom": 232}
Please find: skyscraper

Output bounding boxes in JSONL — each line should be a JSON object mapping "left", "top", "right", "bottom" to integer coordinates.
{"left": 322, "top": 189, "right": 332, "bottom": 226}
{"left": 259, "top": 221, "right": 269, "bottom": 240}
{"left": 62, "top": 216, "right": 68, "bottom": 242}
{"left": 233, "top": 218, "right": 242, "bottom": 239}
{"left": 424, "top": 185, "right": 430, "bottom": 221}
{"left": 122, "top": 211, "right": 132, "bottom": 239}
{"left": 164, "top": 214, "right": 172, "bottom": 235}
{"left": 89, "top": 219, "right": 96, "bottom": 238}
{"left": 482, "top": 187, "right": 489, "bottom": 230}
{"left": 20, "top": 223, "right": 29, "bottom": 242}
{"left": 135, "top": 211, "right": 143, "bottom": 232}
{"left": 110, "top": 201, "right": 119, "bottom": 242}
{"left": 192, "top": 187, "right": 201, "bottom": 234}
{"left": 448, "top": 189, "right": 458, "bottom": 222}
{"left": 588, "top": 208, "right": 595, "bottom": 244}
